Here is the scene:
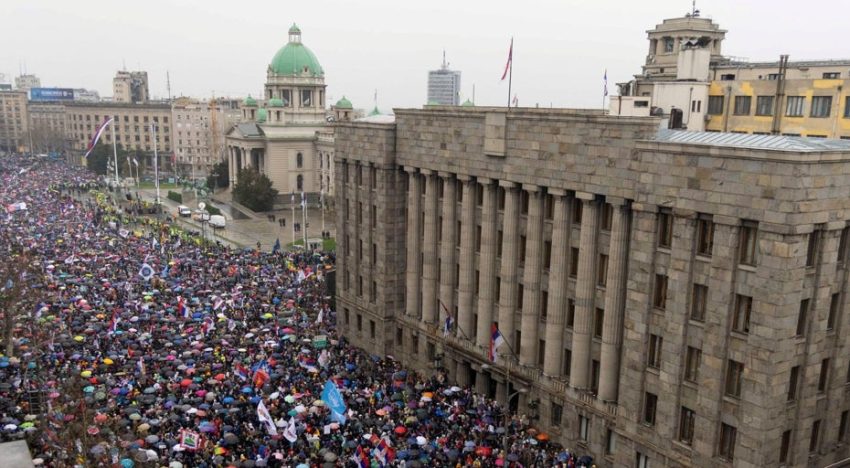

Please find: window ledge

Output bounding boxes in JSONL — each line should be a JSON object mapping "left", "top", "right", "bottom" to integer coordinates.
{"left": 695, "top": 254, "right": 712, "bottom": 262}
{"left": 738, "top": 264, "right": 757, "bottom": 272}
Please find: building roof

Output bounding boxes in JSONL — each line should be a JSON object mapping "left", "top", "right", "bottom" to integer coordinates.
{"left": 268, "top": 98, "right": 285, "bottom": 107}
{"left": 233, "top": 123, "right": 264, "bottom": 138}
{"left": 335, "top": 96, "right": 353, "bottom": 109}
{"left": 256, "top": 108, "right": 267, "bottom": 123}
{"left": 269, "top": 26, "right": 324, "bottom": 77}
{"left": 654, "top": 129, "right": 850, "bottom": 152}
{"left": 714, "top": 58, "right": 850, "bottom": 70}
{"left": 355, "top": 114, "right": 396, "bottom": 124}
{"left": 243, "top": 95, "right": 257, "bottom": 107}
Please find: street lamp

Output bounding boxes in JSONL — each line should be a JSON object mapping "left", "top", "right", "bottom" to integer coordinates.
{"left": 482, "top": 362, "right": 528, "bottom": 464}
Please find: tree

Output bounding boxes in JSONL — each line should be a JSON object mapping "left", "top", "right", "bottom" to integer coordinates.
{"left": 86, "top": 142, "right": 129, "bottom": 176}
{"left": 232, "top": 168, "right": 278, "bottom": 212}
{"left": 206, "top": 160, "right": 229, "bottom": 190}
{"left": 0, "top": 249, "right": 36, "bottom": 357}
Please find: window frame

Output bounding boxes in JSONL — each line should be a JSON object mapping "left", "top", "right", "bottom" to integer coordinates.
{"left": 719, "top": 423, "right": 737, "bottom": 461}
{"left": 786, "top": 96, "right": 805, "bottom": 117}
{"left": 810, "top": 96, "right": 833, "bottom": 118}
{"left": 725, "top": 360, "right": 744, "bottom": 398}
{"left": 643, "top": 392, "right": 658, "bottom": 426}
{"left": 755, "top": 95, "right": 774, "bottom": 116}
{"left": 678, "top": 406, "right": 696, "bottom": 445}
{"left": 733, "top": 95, "right": 752, "bottom": 115}
{"left": 732, "top": 294, "right": 752, "bottom": 334}
{"left": 696, "top": 215, "right": 714, "bottom": 256}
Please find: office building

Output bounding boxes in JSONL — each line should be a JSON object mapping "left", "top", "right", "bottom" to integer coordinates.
{"left": 172, "top": 97, "right": 241, "bottom": 179}
{"left": 28, "top": 101, "right": 67, "bottom": 153}
{"left": 0, "top": 90, "right": 29, "bottom": 153}
{"left": 334, "top": 105, "right": 850, "bottom": 467}
{"left": 113, "top": 70, "right": 150, "bottom": 104}
{"left": 427, "top": 53, "right": 461, "bottom": 106}
{"left": 14, "top": 74, "right": 41, "bottom": 91}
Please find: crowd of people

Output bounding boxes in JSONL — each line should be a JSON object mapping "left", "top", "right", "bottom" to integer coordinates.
{"left": 0, "top": 156, "right": 594, "bottom": 467}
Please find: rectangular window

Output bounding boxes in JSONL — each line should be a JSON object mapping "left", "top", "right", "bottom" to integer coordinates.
{"left": 739, "top": 221, "right": 758, "bottom": 265}
{"left": 755, "top": 96, "right": 774, "bottom": 116}
{"left": 828, "top": 293, "right": 840, "bottom": 331}
{"left": 696, "top": 215, "right": 714, "bottom": 256}
{"left": 396, "top": 327, "right": 403, "bottom": 347}
{"left": 691, "top": 284, "right": 708, "bottom": 321}
{"left": 839, "top": 227, "right": 850, "bottom": 264}
{"left": 520, "top": 190, "right": 529, "bottom": 214}
{"left": 806, "top": 230, "right": 821, "bottom": 267}
{"left": 538, "top": 339, "right": 546, "bottom": 365}
{"left": 818, "top": 359, "right": 830, "bottom": 392}
{"left": 732, "top": 294, "right": 752, "bottom": 334}
{"left": 517, "top": 284, "right": 524, "bottom": 310}
{"left": 708, "top": 96, "right": 724, "bottom": 115}
{"left": 824, "top": 72, "right": 841, "bottom": 79}
{"left": 497, "top": 231, "right": 503, "bottom": 257}
{"left": 601, "top": 203, "right": 613, "bottom": 231}
{"left": 725, "top": 360, "right": 744, "bottom": 398}
{"left": 786, "top": 96, "right": 805, "bottom": 117}
{"left": 780, "top": 430, "right": 792, "bottom": 464}
{"left": 733, "top": 96, "right": 752, "bottom": 115}
{"left": 653, "top": 274, "right": 668, "bottom": 310}
{"left": 300, "top": 89, "right": 312, "bottom": 107}
{"left": 663, "top": 37, "right": 674, "bottom": 53}
{"left": 840, "top": 411, "right": 849, "bottom": 442}
{"left": 811, "top": 96, "right": 832, "bottom": 118}
{"left": 570, "top": 248, "right": 580, "bottom": 277}
{"left": 685, "top": 346, "right": 701, "bottom": 383}
{"left": 788, "top": 365, "right": 800, "bottom": 402}
{"left": 567, "top": 299, "right": 575, "bottom": 328}
{"left": 606, "top": 428, "right": 616, "bottom": 455}
{"left": 356, "top": 314, "right": 362, "bottom": 331}
{"left": 657, "top": 209, "right": 673, "bottom": 248}
{"left": 678, "top": 407, "right": 696, "bottom": 444}
{"left": 594, "top": 308, "right": 604, "bottom": 338}
{"left": 543, "top": 241, "right": 552, "bottom": 269}
{"left": 369, "top": 320, "right": 376, "bottom": 339}
{"left": 544, "top": 193, "right": 554, "bottom": 220}
{"left": 719, "top": 423, "right": 737, "bottom": 461}
{"left": 597, "top": 254, "right": 609, "bottom": 287}
{"left": 845, "top": 96, "right": 850, "bottom": 118}
{"left": 540, "top": 291, "right": 548, "bottom": 322}
{"left": 579, "top": 415, "right": 589, "bottom": 441}
{"left": 344, "top": 308, "right": 350, "bottom": 325}
{"left": 518, "top": 236, "right": 526, "bottom": 265}
{"left": 572, "top": 200, "right": 583, "bottom": 225}
{"left": 563, "top": 349, "right": 572, "bottom": 377}
{"left": 497, "top": 187, "right": 505, "bottom": 210}
{"left": 551, "top": 403, "right": 563, "bottom": 426}
{"left": 643, "top": 392, "right": 658, "bottom": 426}
{"left": 810, "top": 420, "right": 821, "bottom": 453}
{"left": 648, "top": 334, "right": 662, "bottom": 369}
{"left": 475, "top": 226, "right": 482, "bottom": 252}
{"left": 636, "top": 452, "right": 650, "bottom": 468}
{"left": 592, "top": 361, "right": 601, "bottom": 393}
{"left": 797, "top": 299, "right": 809, "bottom": 337}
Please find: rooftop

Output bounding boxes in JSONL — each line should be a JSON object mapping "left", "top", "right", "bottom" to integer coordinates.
{"left": 715, "top": 58, "right": 850, "bottom": 69}
{"left": 654, "top": 129, "right": 850, "bottom": 152}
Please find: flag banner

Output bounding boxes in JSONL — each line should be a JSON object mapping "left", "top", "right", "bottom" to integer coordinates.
{"left": 5, "top": 202, "right": 27, "bottom": 213}
{"left": 132, "top": 158, "right": 139, "bottom": 166}
{"left": 84, "top": 117, "right": 113, "bottom": 158}
{"left": 489, "top": 323, "right": 505, "bottom": 362}
{"left": 138, "top": 263, "right": 154, "bottom": 281}
{"left": 283, "top": 417, "right": 298, "bottom": 443}
{"left": 180, "top": 429, "right": 201, "bottom": 451}
{"left": 501, "top": 38, "right": 513, "bottom": 81}
{"left": 257, "top": 400, "right": 278, "bottom": 435}
{"left": 118, "top": 228, "right": 129, "bottom": 239}
{"left": 322, "top": 380, "right": 347, "bottom": 423}
{"left": 603, "top": 69, "right": 609, "bottom": 97}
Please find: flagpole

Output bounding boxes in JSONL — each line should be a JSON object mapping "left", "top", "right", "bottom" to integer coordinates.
{"left": 302, "top": 192, "right": 308, "bottom": 249}
{"left": 152, "top": 124, "right": 160, "bottom": 206}
{"left": 320, "top": 188, "right": 325, "bottom": 234}
{"left": 506, "top": 37, "right": 513, "bottom": 109}
{"left": 111, "top": 122, "right": 119, "bottom": 186}
{"left": 291, "top": 192, "right": 295, "bottom": 246}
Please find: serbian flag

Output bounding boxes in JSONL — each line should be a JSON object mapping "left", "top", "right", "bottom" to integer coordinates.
{"left": 489, "top": 323, "right": 505, "bottom": 362}
{"left": 351, "top": 446, "right": 369, "bottom": 468}
{"left": 375, "top": 438, "right": 395, "bottom": 465}
{"left": 234, "top": 363, "right": 249, "bottom": 382}
{"left": 84, "top": 117, "right": 113, "bottom": 158}
{"left": 177, "top": 296, "right": 189, "bottom": 319}
{"left": 501, "top": 38, "right": 513, "bottom": 81}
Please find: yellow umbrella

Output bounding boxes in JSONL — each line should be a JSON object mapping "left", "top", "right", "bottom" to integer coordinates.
{"left": 81, "top": 370, "right": 92, "bottom": 378}
{"left": 103, "top": 358, "right": 114, "bottom": 365}
{"left": 74, "top": 336, "right": 85, "bottom": 342}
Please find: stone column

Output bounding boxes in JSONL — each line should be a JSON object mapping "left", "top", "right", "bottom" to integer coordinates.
{"left": 570, "top": 193, "right": 599, "bottom": 390}
{"left": 543, "top": 190, "right": 569, "bottom": 376}
{"left": 421, "top": 170, "right": 439, "bottom": 325}
{"left": 520, "top": 185, "right": 543, "bottom": 366}
{"left": 476, "top": 179, "right": 498, "bottom": 348}
{"left": 598, "top": 199, "right": 631, "bottom": 402}
{"left": 498, "top": 182, "right": 521, "bottom": 355}
{"left": 439, "top": 172, "right": 457, "bottom": 325}
{"left": 404, "top": 168, "right": 422, "bottom": 319}
{"left": 457, "top": 175, "right": 476, "bottom": 339}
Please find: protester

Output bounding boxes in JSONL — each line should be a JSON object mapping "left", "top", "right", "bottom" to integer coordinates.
{"left": 0, "top": 156, "right": 591, "bottom": 467}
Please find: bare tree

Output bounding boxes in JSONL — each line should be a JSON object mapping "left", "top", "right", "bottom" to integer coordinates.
{"left": 0, "top": 249, "right": 36, "bottom": 357}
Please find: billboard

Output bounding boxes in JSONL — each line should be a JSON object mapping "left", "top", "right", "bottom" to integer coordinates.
{"left": 29, "top": 87, "right": 74, "bottom": 101}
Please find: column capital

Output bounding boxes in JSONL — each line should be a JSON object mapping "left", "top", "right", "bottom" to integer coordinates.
{"left": 498, "top": 180, "right": 518, "bottom": 189}
{"left": 673, "top": 208, "right": 697, "bottom": 219}
{"left": 403, "top": 166, "right": 418, "bottom": 174}
{"left": 457, "top": 174, "right": 473, "bottom": 182}
{"left": 575, "top": 191, "right": 595, "bottom": 201}
{"left": 521, "top": 183, "right": 540, "bottom": 192}
{"left": 420, "top": 168, "right": 435, "bottom": 176}
{"left": 548, "top": 188, "right": 567, "bottom": 197}
{"left": 478, "top": 177, "right": 495, "bottom": 185}
{"left": 605, "top": 196, "right": 628, "bottom": 207}
{"left": 631, "top": 202, "right": 657, "bottom": 213}
{"left": 438, "top": 171, "right": 454, "bottom": 179}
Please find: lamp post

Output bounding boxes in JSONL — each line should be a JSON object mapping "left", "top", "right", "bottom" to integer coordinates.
{"left": 482, "top": 361, "right": 527, "bottom": 464}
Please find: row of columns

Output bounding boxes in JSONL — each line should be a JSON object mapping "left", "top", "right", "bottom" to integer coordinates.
{"left": 402, "top": 168, "right": 632, "bottom": 402}
{"left": 227, "top": 146, "right": 265, "bottom": 183}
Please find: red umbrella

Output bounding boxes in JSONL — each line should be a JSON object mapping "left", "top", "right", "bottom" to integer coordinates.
{"left": 394, "top": 426, "right": 407, "bottom": 435}
{"left": 180, "top": 379, "right": 192, "bottom": 387}
{"left": 214, "top": 373, "right": 226, "bottom": 381}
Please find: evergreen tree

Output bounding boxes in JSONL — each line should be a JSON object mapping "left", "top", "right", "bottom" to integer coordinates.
{"left": 232, "top": 168, "right": 278, "bottom": 212}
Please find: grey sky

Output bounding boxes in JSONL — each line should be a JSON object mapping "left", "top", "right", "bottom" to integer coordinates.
{"left": 3, "top": 0, "right": 849, "bottom": 111}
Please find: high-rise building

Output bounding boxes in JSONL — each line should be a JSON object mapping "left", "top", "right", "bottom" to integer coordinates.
{"left": 334, "top": 105, "right": 850, "bottom": 467}
{"left": 14, "top": 74, "right": 41, "bottom": 91}
{"left": 172, "top": 97, "right": 241, "bottom": 178}
{"left": 113, "top": 70, "right": 149, "bottom": 104}
{"left": 0, "top": 90, "right": 29, "bottom": 153}
{"left": 427, "top": 52, "right": 461, "bottom": 106}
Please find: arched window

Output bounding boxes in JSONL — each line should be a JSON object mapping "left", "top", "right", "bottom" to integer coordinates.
{"left": 296, "top": 174, "right": 304, "bottom": 191}
{"left": 296, "top": 152, "right": 303, "bottom": 168}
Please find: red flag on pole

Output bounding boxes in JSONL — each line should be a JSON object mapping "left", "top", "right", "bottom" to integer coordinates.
{"left": 501, "top": 38, "right": 513, "bottom": 81}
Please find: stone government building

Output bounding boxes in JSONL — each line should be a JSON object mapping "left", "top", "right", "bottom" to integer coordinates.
{"left": 334, "top": 106, "right": 850, "bottom": 467}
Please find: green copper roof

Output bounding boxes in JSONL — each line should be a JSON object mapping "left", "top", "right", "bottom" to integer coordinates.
{"left": 270, "top": 26, "right": 324, "bottom": 77}
{"left": 243, "top": 95, "right": 257, "bottom": 107}
{"left": 335, "top": 96, "right": 353, "bottom": 109}
{"left": 268, "top": 98, "right": 284, "bottom": 107}
{"left": 426, "top": 100, "right": 440, "bottom": 105}
{"left": 461, "top": 99, "right": 474, "bottom": 107}
{"left": 256, "top": 108, "right": 267, "bottom": 123}
{"left": 369, "top": 106, "right": 381, "bottom": 116}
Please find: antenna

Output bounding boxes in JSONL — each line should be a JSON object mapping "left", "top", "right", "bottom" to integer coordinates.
{"left": 472, "top": 84, "right": 475, "bottom": 104}
{"left": 166, "top": 71, "right": 172, "bottom": 102}
{"left": 442, "top": 49, "right": 447, "bottom": 69}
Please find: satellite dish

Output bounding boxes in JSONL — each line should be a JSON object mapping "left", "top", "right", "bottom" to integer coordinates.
{"left": 198, "top": 202, "right": 206, "bottom": 210}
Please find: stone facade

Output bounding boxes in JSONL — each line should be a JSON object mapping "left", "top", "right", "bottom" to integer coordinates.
{"left": 0, "top": 90, "right": 29, "bottom": 153}
{"left": 334, "top": 105, "right": 850, "bottom": 467}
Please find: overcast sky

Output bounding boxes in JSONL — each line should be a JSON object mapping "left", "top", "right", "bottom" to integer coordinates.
{"left": 3, "top": 0, "right": 849, "bottom": 111}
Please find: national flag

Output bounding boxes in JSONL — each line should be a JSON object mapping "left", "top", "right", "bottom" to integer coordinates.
{"left": 132, "top": 158, "right": 139, "bottom": 166}
{"left": 282, "top": 417, "right": 297, "bottom": 443}
{"left": 512, "top": 94, "right": 519, "bottom": 107}
{"left": 440, "top": 300, "right": 453, "bottom": 337}
{"left": 351, "top": 446, "right": 369, "bottom": 468}
{"left": 272, "top": 238, "right": 281, "bottom": 254}
{"left": 489, "top": 323, "right": 505, "bottom": 362}
{"left": 177, "top": 296, "right": 189, "bottom": 319}
{"left": 290, "top": 192, "right": 295, "bottom": 205}
{"left": 84, "top": 117, "right": 113, "bottom": 158}
{"left": 137, "top": 356, "right": 146, "bottom": 376}
{"left": 138, "top": 263, "right": 154, "bottom": 281}
{"left": 603, "top": 69, "right": 608, "bottom": 97}
{"left": 316, "top": 309, "right": 323, "bottom": 324}
{"left": 234, "top": 363, "right": 249, "bottom": 382}
{"left": 501, "top": 38, "right": 513, "bottom": 81}
{"left": 253, "top": 360, "right": 270, "bottom": 388}
{"left": 375, "top": 438, "right": 395, "bottom": 465}
{"left": 213, "top": 296, "right": 224, "bottom": 311}
{"left": 256, "top": 400, "right": 278, "bottom": 435}
{"left": 301, "top": 191, "right": 306, "bottom": 209}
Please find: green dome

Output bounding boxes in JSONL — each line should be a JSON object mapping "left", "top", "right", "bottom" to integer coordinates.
{"left": 369, "top": 106, "right": 381, "bottom": 116}
{"left": 268, "top": 98, "right": 284, "bottom": 107}
{"left": 461, "top": 99, "right": 474, "bottom": 107}
{"left": 335, "top": 96, "right": 353, "bottom": 109}
{"left": 256, "top": 108, "right": 267, "bottom": 123}
{"left": 270, "top": 25, "right": 324, "bottom": 77}
{"left": 243, "top": 95, "right": 257, "bottom": 107}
